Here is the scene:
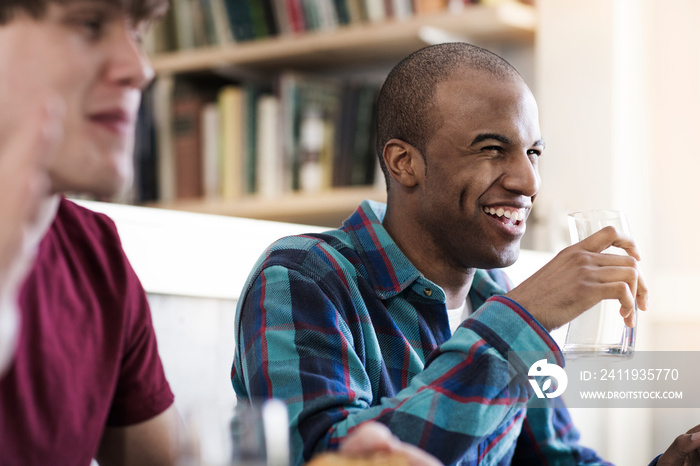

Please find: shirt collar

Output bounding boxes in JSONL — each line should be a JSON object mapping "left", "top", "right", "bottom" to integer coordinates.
{"left": 341, "top": 200, "right": 422, "bottom": 299}
{"left": 340, "top": 200, "right": 508, "bottom": 303}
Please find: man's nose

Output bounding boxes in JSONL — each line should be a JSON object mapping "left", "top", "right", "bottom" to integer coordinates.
{"left": 107, "top": 24, "right": 154, "bottom": 90}
{"left": 501, "top": 152, "right": 540, "bottom": 197}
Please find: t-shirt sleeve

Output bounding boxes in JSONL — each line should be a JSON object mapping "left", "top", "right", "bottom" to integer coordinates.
{"left": 103, "top": 226, "right": 174, "bottom": 427}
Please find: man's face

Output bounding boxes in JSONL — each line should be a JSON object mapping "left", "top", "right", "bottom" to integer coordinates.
{"left": 415, "top": 69, "right": 543, "bottom": 270}
{"left": 0, "top": 1, "right": 154, "bottom": 198}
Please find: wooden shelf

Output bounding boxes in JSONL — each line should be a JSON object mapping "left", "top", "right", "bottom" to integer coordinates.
{"left": 145, "top": 186, "right": 387, "bottom": 227}
{"left": 150, "top": 3, "right": 536, "bottom": 74}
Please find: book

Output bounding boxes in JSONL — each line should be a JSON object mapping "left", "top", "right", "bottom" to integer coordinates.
{"left": 260, "top": 0, "right": 280, "bottom": 37}
{"left": 256, "top": 95, "right": 283, "bottom": 199}
{"left": 210, "top": 0, "right": 235, "bottom": 44}
{"left": 242, "top": 85, "right": 266, "bottom": 194}
{"left": 200, "top": 103, "right": 221, "bottom": 199}
{"left": 412, "top": 0, "right": 447, "bottom": 14}
{"left": 301, "top": 0, "right": 321, "bottom": 30}
{"left": 285, "top": 0, "right": 307, "bottom": 33}
{"left": 315, "top": 0, "right": 339, "bottom": 30}
{"left": 172, "top": 79, "right": 206, "bottom": 199}
{"left": 278, "top": 72, "right": 343, "bottom": 192}
{"left": 345, "top": 0, "right": 367, "bottom": 23}
{"left": 332, "top": 0, "right": 351, "bottom": 25}
{"left": 390, "top": 0, "right": 413, "bottom": 19}
{"left": 132, "top": 83, "right": 159, "bottom": 203}
{"left": 270, "top": 0, "right": 292, "bottom": 35}
{"left": 364, "top": 0, "right": 386, "bottom": 22}
{"left": 334, "top": 82, "right": 379, "bottom": 187}
{"left": 218, "top": 85, "right": 245, "bottom": 200}
{"left": 171, "top": 0, "right": 196, "bottom": 49}
{"left": 223, "top": 0, "right": 256, "bottom": 41}
{"left": 333, "top": 82, "right": 359, "bottom": 187}
{"left": 144, "top": 5, "right": 177, "bottom": 53}
{"left": 153, "top": 76, "right": 176, "bottom": 202}
{"left": 350, "top": 84, "right": 379, "bottom": 186}
{"left": 191, "top": 0, "right": 213, "bottom": 47}
{"left": 247, "top": 0, "right": 271, "bottom": 38}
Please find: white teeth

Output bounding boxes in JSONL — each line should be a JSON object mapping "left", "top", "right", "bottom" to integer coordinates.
{"left": 483, "top": 206, "right": 526, "bottom": 222}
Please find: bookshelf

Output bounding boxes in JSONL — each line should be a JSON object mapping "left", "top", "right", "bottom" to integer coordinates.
{"left": 141, "top": 2, "right": 536, "bottom": 227}
{"left": 151, "top": 3, "right": 536, "bottom": 74}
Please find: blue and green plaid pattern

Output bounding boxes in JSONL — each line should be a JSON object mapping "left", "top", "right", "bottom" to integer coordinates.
{"left": 232, "top": 200, "right": 607, "bottom": 465}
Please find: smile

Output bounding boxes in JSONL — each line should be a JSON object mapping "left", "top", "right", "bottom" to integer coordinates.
{"left": 483, "top": 206, "right": 527, "bottom": 224}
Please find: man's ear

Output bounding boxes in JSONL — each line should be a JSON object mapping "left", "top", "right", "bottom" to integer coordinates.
{"left": 382, "top": 139, "right": 424, "bottom": 189}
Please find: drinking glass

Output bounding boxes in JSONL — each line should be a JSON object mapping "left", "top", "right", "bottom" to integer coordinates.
{"left": 177, "top": 398, "right": 290, "bottom": 466}
{"left": 563, "top": 210, "right": 636, "bottom": 359}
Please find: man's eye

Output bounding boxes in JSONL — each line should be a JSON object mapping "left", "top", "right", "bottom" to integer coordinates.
{"left": 527, "top": 149, "right": 542, "bottom": 157}
{"left": 76, "top": 15, "right": 105, "bottom": 39}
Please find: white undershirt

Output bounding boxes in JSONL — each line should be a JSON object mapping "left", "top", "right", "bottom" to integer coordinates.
{"left": 447, "top": 297, "right": 474, "bottom": 335}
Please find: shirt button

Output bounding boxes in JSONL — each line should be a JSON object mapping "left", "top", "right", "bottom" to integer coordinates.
{"left": 423, "top": 288, "right": 433, "bottom": 297}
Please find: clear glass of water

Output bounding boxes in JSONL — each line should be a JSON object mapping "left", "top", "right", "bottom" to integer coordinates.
{"left": 563, "top": 210, "right": 637, "bottom": 359}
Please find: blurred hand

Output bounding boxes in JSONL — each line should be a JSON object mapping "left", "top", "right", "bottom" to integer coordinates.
{"left": 657, "top": 424, "right": 700, "bottom": 466}
{"left": 340, "top": 422, "right": 442, "bottom": 466}
{"left": 0, "top": 96, "right": 63, "bottom": 375}
{"left": 505, "top": 226, "right": 648, "bottom": 332}
{"left": 0, "top": 96, "right": 63, "bottom": 286}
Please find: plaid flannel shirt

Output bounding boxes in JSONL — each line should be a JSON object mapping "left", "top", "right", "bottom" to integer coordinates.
{"left": 232, "top": 200, "right": 608, "bottom": 465}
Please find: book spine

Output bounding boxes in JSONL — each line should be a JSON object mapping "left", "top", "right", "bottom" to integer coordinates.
{"left": 172, "top": 0, "right": 196, "bottom": 49}
{"left": 218, "top": 85, "right": 245, "bottom": 200}
{"left": 201, "top": 103, "right": 221, "bottom": 199}
{"left": 209, "top": 0, "right": 235, "bottom": 44}
{"left": 223, "top": 0, "right": 256, "bottom": 41}
{"left": 286, "top": 0, "right": 307, "bottom": 33}
{"left": 172, "top": 82, "right": 205, "bottom": 199}
{"left": 256, "top": 95, "right": 283, "bottom": 199}
{"left": 154, "top": 76, "right": 176, "bottom": 202}
{"left": 247, "top": 0, "right": 271, "bottom": 38}
{"left": 271, "top": 0, "right": 292, "bottom": 35}
{"left": 332, "top": 0, "right": 351, "bottom": 25}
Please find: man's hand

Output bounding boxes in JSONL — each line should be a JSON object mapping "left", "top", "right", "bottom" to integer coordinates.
{"left": 505, "top": 226, "right": 648, "bottom": 332}
{"left": 657, "top": 424, "right": 700, "bottom": 466}
{"left": 0, "top": 97, "right": 63, "bottom": 375}
{"left": 340, "top": 422, "right": 443, "bottom": 466}
{"left": 0, "top": 97, "right": 63, "bottom": 286}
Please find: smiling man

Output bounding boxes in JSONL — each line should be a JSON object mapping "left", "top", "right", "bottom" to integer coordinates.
{"left": 230, "top": 43, "right": 659, "bottom": 465}
{"left": 0, "top": 1, "right": 178, "bottom": 464}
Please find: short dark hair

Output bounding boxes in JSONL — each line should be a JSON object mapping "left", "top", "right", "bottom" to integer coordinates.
{"left": 375, "top": 42, "right": 520, "bottom": 190}
{"left": 0, "top": 0, "right": 169, "bottom": 25}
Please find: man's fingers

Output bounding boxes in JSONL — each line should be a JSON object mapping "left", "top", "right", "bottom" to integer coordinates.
{"left": 340, "top": 422, "right": 397, "bottom": 456}
{"left": 658, "top": 432, "right": 700, "bottom": 466}
{"left": 579, "top": 226, "right": 639, "bottom": 258}
{"left": 590, "top": 251, "right": 649, "bottom": 312}
{"left": 575, "top": 227, "right": 649, "bottom": 316}
{"left": 636, "top": 271, "right": 649, "bottom": 311}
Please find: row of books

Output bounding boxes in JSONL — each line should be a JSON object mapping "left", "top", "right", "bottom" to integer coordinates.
{"left": 130, "top": 73, "right": 381, "bottom": 204}
{"left": 146, "top": 0, "right": 522, "bottom": 53}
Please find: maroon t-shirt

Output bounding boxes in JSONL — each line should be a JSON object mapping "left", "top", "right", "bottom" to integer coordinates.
{"left": 0, "top": 198, "right": 174, "bottom": 465}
